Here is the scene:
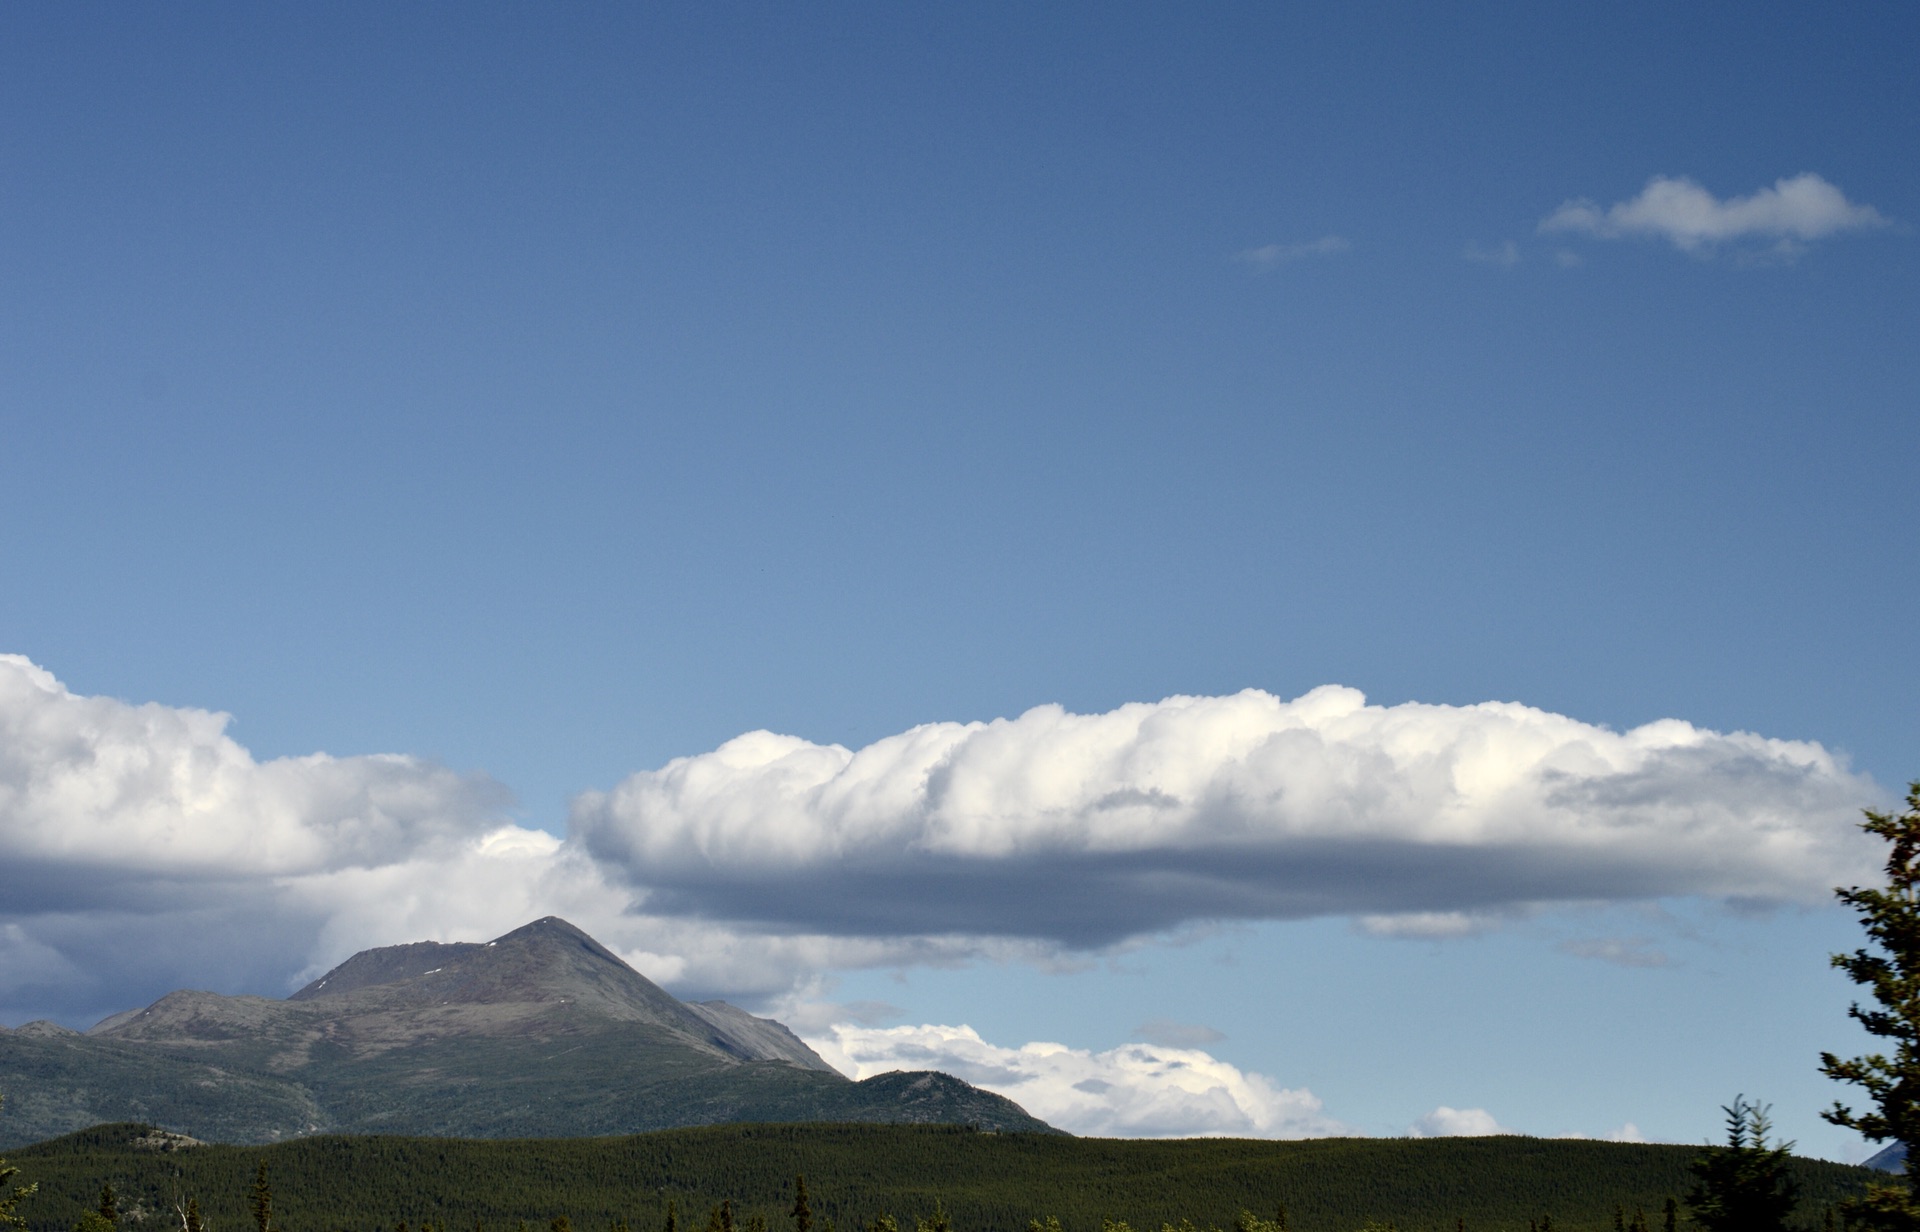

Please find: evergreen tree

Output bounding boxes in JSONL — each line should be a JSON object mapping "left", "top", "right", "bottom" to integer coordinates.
{"left": 869, "top": 1216, "right": 898, "bottom": 1232}
{"left": 1824, "top": 781, "right": 1920, "bottom": 1231}
{"left": 250, "top": 1162, "right": 275, "bottom": 1232}
{"left": 553, "top": 1216, "right": 573, "bottom": 1232}
{"left": 0, "top": 1096, "right": 37, "bottom": 1232}
{"left": 1662, "top": 1197, "right": 1677, "bottom": 1232}
{"left": 792, "top": 1176, "right": 812, "bottom": 1232}
{"left": 99, "top": 1183, "right": 118, "bottom": 1225}
{"left": 1685, "top": 1095, "right": 1799, "bottom": 1232}
{"left": 664, "top": 1201, "right": 677, "bottom": 1232}
{"left": 913, "top": 1203, "right": 948, "bottom": 1232}
{"left": 186, "top": 1196, "right": 204, "bottom": 1232}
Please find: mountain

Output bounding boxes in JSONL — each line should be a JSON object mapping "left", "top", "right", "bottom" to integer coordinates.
{"left": 0, "top": 918, "right": 1054, "bottom": 1147}
{"left": 1865, "top": 1141, "right": 1905, "bottom": 1172}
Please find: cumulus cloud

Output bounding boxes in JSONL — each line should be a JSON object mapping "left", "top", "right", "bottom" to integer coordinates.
{"left": 1237, "top": 236, "right": 1350, "bottom": 268}
{"left": 1540, "top": 173, "right": 1888, "bottom": 252}
{"left": 0, "top": 654, "right": 506, "bottom": 881}
{"left": 808, "top": 1022, "right": 1346, "bottom": 1138}
{"left": 0, "top": 655, "right": 921, "bottom": 1020}
{"left": 0, "top": 656, "right": 1887, "bottom": 1028}
{"left": 574, "top": 686, "right": 1880, "bottom": 947}
{"left": 1409, "top": 1106, "right": 1513, "bottom": 1137}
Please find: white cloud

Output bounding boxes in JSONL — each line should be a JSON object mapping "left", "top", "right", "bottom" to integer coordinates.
{"left": 1540, "top": 173, "right": 1888, "bottom": 252}
{"left": 0, "top": 655, "right": 944, "bottom": 1020}
{"left": 808, "top": 1022, "right": 1347, "bottom": 1138}
{"left": 1237, "top": 236, "right": 1350, "bottom": 268}
{"left": 575, "top": 685, "right": 1880, "bottom": 946}
{"left": 0, "top": 656, "right": 1888, "bottom": 1029}
{"left": 1464, "top": 241, "right": 1520, "bottom": 267}
{"left": 1557, "top": 936, "right": 1670, "bottom": 968}
{"left": 1410, "top": 1106, "right": 1513, "bottom": 1137}
{"left": 0, "top": 654, "right": 505, "bottom": 877}
{"left": 1354, "top": 910, "right": 1512, "bottom": 940}
{"left": 1133, "top": 1019, "right": 1227, "bottom": 1048}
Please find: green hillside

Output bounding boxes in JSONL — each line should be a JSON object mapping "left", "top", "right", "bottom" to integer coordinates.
{"left": 6, "top": 1121, "right": 1875, "bottom": 1232}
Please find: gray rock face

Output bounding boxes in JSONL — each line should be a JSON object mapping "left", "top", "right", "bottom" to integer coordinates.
{"left": 0, "top": 917, "right": 1053, "bottom": 1146}
{"left": 684, "top": 1000, "right": 837, "bottom": 1072}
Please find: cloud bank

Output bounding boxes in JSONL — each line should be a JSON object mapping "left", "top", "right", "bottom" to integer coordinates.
{"left": 808, "top": 1022, "right": 1347, "bottom": 1138}
{"left": 0, "top": 655, "right": 1883, "bottom": 1029}
{"left": 1540, "top": 173, "right": 1887, "bottom": 252}
{"left": 575, "top": 686, "right": 1878, "bottom": 945}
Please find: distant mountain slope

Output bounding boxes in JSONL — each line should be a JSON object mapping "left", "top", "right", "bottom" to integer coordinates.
{"left": 0, "top": 918, "right": 1053, "bottom": 1146}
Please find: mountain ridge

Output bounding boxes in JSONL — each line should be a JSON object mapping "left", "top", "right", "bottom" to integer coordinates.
{"left": 0, "top": 918, "right": 1055, "bottom": 1146}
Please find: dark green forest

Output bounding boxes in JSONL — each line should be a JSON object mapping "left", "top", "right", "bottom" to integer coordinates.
{"left": 4, "top": 1122, "right": 1873, "bottom": 1232}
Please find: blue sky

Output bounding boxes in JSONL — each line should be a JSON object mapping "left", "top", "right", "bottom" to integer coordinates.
{"left": 2, "top": 2, "right": 1917, "bottom": 1156}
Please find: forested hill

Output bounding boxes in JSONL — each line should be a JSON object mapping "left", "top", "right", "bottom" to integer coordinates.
{"left": 11, "top": 1121, "right": 1874, "bottom": 1232}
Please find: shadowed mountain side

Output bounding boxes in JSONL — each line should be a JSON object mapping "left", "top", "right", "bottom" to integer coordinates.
{"left": 0, "top": 918, "right": 1054, "bottom": 1145}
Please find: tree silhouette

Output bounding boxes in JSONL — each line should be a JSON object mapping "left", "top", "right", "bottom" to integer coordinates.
{"left": 0, "top": 1096, "right": 36, "bottom": 1232}
{"left": 791, "top": 1176, "right": 811, "bottom": 1232}
{"left": 250, "top": 1162, "right": 274, "bottom": 1232}
{"left": 1823, "top": 781, "right": 1920, "bottom": 1230}
{"left": 1685, "top": 1095, "right": 1799, "bottom": 1232}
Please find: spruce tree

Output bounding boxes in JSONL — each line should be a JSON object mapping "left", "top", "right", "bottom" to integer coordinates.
{"left": 1661, "top": 1197, "right": 1677, "bottom": 1232}
{"left": 99, "top": 1184, "right": 118, "bottom": 1225}
{"left": 792, "top": 1177, "right": 812, "bottom": 1232}
{"left": 0, "top": 1096, "right": 37, "bottom": 1232}
{"left": 1685, "top": 1095, "right": 1799, "bottom": 1232}
{"left": 664, "top": 1201, "right": 677, "bottom": 1232}
{"left": 250, "top": 1162, "right": 275, "bottom": 1232}
{"left": 185, "top": 1197, "right": 203, "bottom": 1232}
{"left": 1823, "top": 781, "right": 1920, "bottom": 1231}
